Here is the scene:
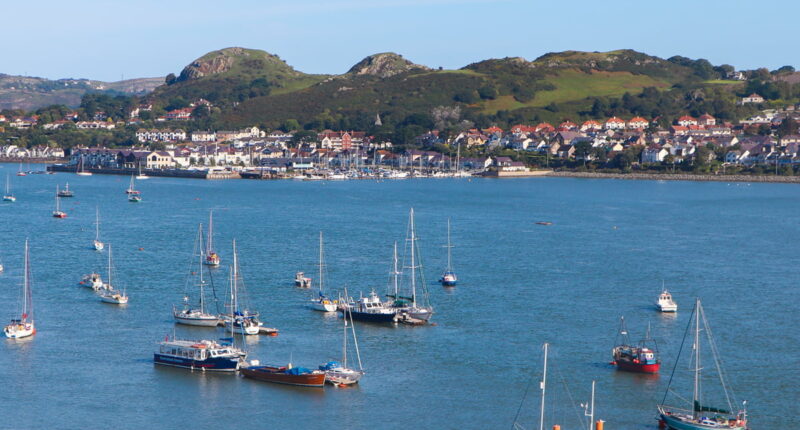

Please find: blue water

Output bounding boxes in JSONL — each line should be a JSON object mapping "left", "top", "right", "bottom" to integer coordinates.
{"left": 0, "top": 165, "right": 797, "bottom": 429}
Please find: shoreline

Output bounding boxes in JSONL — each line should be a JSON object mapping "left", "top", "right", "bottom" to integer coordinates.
{"left": 545, "top": 171, "right": 800, "bottom": 184}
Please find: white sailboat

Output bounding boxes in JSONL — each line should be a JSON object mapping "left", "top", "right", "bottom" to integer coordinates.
{"left": 439, "top": 217, "right": 457, "bottom": 286}
{"left": 92, "top": 207, "right": 104, "bottom": 251}
{"left": 393, "top": 208, "right": 433, "bottom": 323}
{"left": 321, "top": 289, "right": 364, "bottom": 385}
{"left": 125, "top": 175, "right": 140, "bottom": 195}
{"left": 3, "top": 174, "right": 16, "bottom": 202}
{"left": 310, "top": 231, "right": 337, "bottom": 312}
{"left": 52, "top": 186, "right": 67, "bottom": 218}
{"left": 657, "top": 299, "right": 748, "bottom": 430}
{"left": 76, "top": 155, "right": 92, "bottom": 176}
{"left": 98, "top": 244, "right": 129, "bottom": 305}
{"left": 136, "top": 164, "right": 149, "bottom": 180}
{"left": 174, "top": 224, "right": 221, "bottom": 326}
{"left": 203, "top": 211, "right": 220, "bottom": 266}
{"left": 4, "top": 240, "right": 35, "bottom": 339}
{"left": 222, "top": 239, "right": 261, "bottom": 335}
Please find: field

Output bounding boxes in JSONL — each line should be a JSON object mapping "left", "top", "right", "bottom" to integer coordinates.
{"left": 481, "top": 69, "right": 670, "bottom": 114}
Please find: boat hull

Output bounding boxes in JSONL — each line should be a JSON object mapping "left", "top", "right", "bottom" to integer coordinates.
{"left": 4, "top": 323, "right": 35, "bottom": 339}
{"left": 324, "top": 368, "right": 364, "bottom": 385}
{"left": 659, "top": 412, "right": 745, "bottom": 430}
{"left": 153, "top": 353, "right": 239, "bottom": 372}
{"left": 310, "top": 300, "right": 338, "bottom": 312}
{"left": 240, "top": 366, "right": 326, "bottom": 387}
{"left": 615, "top": 360, "right": 660, "bottom": 373}
{"left": 342, "top": 309, "right": 397, "bottom": 323}
{"left": 440, "top": 279, "right": 457, "bottom": 287}
{"left": 174, "top": 314, "right": 220, "bottom": 327}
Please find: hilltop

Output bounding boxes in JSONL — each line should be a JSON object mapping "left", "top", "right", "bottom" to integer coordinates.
{"left": 0, "top": 74, "right": 162, "bottom": 110}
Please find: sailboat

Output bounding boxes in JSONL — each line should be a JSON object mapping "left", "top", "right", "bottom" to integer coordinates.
{"left": 203, "top": 211, "right": 220, "bottom": 266}
{"left": 222, "top": 239, "right": 263, "bottom": 335}
{"left": 392, "top": 208, "right": 434, "bottom": 323}
{"left": 16, "top": 163, "right": 26, "bottom": 177}
{"left": 76, "top": 155, "right": 92, "bottom": 176}
{"left": 136, "top": 163, "right": 149, "bottom": 180}
{"left": 3, "top": 174, "right": 16, "bottom": 202}
{"left": 657, "top": 299, "right": 748, "bottom": 430}
{"left": 4, "top": 240, "right": 35, "bottom": 339}
{"left": 52, "top": 186, "right": 67, "bottom": 218}
{"left": 513, "top": 343, "right": 605, "bottom": 430}
{"left": 174, "top": 224, "right": 221, "bottom": 326}
{"left": 310, "top": 231, "right": 338, "bottom": 312}
{"left": 92, "top": 207, "right": 104, "bottom": 251}
{"left": 57, "top": 183, "right": 74, "bottom": 197}
{"left": 320, "top": 289, "right": 364, "bottom": 385}
{"left": 611, "top": 317, "right": 660, "bottom": 373}
{"left": 439, "top": 218, "right": 457, "bottom": 286}
{"left": 98, "top": 244, "right": 129, "bottom": 305}
{"left": 125, "top": 175, "right": 140, "bottom": 194}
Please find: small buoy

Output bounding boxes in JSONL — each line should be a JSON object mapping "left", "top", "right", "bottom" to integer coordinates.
{"left": 430, "top": 322, "right": 437, "bottom": 326}
{"left": 138, "top": 247, "right": 144, "bottom": 251}
{"left": 612, "top": 226, "right": 618, "bottom": 230}
{"left": 610, "top": 361, "right": 617, "bottom": 365}
{"left": 268, "top": 332, "right": 278, "bottom": 337}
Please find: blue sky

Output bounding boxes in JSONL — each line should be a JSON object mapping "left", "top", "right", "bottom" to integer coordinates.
{"left": 2, "top": 0, "right": 797, "bottom": 81}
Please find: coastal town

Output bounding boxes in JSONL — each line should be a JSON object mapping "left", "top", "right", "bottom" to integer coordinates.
{"left": 2, "top": 92, "right": 800, "bottom": 180}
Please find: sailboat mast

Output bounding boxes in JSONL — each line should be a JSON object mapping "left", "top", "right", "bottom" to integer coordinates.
{"left": 207, "top": 211, "right": 214, "bottom": 253}
{"left": 318, "top": 231, "right": 324, "bottom": 294}
{"left": 350, "top": 307, "right": 363, "bottom": 370}
{"left": 107, "top": 243, "right": 113, "bottom": 289}
{"left": 23, "top": 239, "right": 31, "bottom": 321}
{"left": 539, "top": 342, "right": 548, "bottom": 430}
{"left": 693, "top": 298, "right": 701, "bottom": 420}
{"left": 393, "top": 241, "right": 399, "bottom": 298}
{"left": 55, "top": 186, "right": 60, "bottom": 211}
{"left": 95, "top": 207, "right": 100, "bottom": 241}
{"left": 232, "top": 239, "right": 238, "bottom": 313}
{"left": 410, "top": 208, "right": 417, "bottom": 307}
{"left": 342, "top": 305, "right": 348, "bottom": 368}
{"left": 198, "top": 224, "right": 206, "bottom": 313}
{"left": 446, "top": 218, "right": 452, "bottom": 270}
{"left": 589, "top": 380, "right": 596, "bottom": 430}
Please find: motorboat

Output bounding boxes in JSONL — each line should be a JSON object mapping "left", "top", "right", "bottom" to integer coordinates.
{"left": 154, "top": 338, "right": 246, "bottom": 372}
{"left": 656, "top": 289, "right": 678, "bottom": 312}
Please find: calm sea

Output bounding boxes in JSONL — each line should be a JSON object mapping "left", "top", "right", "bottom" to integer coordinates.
{"left": 0, "top": 165, "right": 796, "bottom": 429}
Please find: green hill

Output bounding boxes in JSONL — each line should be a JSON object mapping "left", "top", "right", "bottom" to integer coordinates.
{"left": 140, "top": 47, "right": 749, "bottom": 130}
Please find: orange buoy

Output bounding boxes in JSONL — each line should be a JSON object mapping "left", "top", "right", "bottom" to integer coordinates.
{"left": 595, "top": 420, "right": 604, "bottom": 430}
{"left": 553, "top": 425, "right": 560, "bottom": 430}
{"left": 138, "top": 247, "right": 144, "bottom": 251}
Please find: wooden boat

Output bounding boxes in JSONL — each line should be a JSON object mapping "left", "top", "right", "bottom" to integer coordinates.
{"left": 657, "top": 299, "right": 748, "bottom": 430}
{"left": 240, "top": 363, "right": 326, "bottom": 387}
{"left": 4, "top": 240, "right": 35, "bottom": 339}
{"left": 611, "top": 317, "right": 660, "bottom": 374}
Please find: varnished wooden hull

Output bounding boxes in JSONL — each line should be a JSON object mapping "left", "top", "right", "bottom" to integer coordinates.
{"left": 241, "top": 366, "right": 326, "bottom": 387}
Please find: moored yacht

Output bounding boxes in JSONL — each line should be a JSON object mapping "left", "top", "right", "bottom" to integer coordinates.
{"left": 154, "top": 338, "right": 246, "bottom": 372}
{"left": 174, "top": 224, "right": 221, "bottom": 327}
{"left": 4, "top": 240, "right": 35, "bottom": 339}
{"left": 439, "top": 218, "right": 457, "bottom": 287}
{"left": 203, "top": 211, "right": 220, "bottom": 266}
{"left": 80, "top": 273, "right": 104, "bottom": 290}
{"left": 97, "top": 244, "right": 129, "bottom": 305}
{"left": 656, "top": 288, "right": 678, "bottom": 312}
{"left": 3, "top": 174, "right": 16, "bottom": 202}
{"left": 309, "top": 231, "right": 338, "bottom": 312}
{"left": 57, "top": 183, "right": 74, "bottom": 197}
{"left": 52, "top": 186, "right": 67, "bottom": 218}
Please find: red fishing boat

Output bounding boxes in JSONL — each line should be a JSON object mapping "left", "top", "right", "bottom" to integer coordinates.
{"left": 240, "top": 363, "right": 326, "bottom": 387}
{"left": 610, "top": 317, "right": 660, "bottom": 374}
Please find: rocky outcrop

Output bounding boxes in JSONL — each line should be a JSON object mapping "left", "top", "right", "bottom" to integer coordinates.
{"left": 346, "top": 53, "right": 429, "bottom": 78}
{"left": 175, "top": 47, "right": 301, "bottom": 83}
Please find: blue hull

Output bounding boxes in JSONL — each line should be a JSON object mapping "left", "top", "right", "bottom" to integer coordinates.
{"left": 342, "top": 309, "right": 396, "bottom": 323}
{"left": 153, "top": 353, "right": 239, "bottom": 372}
{"left": 440, "top": 280, "right": 457, "bottom": 287}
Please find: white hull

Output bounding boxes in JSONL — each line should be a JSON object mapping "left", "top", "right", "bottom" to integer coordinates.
{"left": 3, "top": 196, "right": 16, "bottom": 202}
{"left": 310, "top": 299, "right": 338, "bottom": 312}
{"left": 174, "top": 314, "right": 220, "bottom": 327}
{"left": 658, "top": 303, "right": 678, "bottom": 312}
{"left": 93, "top": 241, "right": 104, "bottom": 251}
{"left": 76, "top": 172, "right": 92, "bottom": 176}
{"left": 136, "top": 175, "right": 149, "bottom": 180}
{"left": 4, "top": 322, "right": 35, "bottom": 339}
{"left": 99, "top": 292, "right": 128, "bottom": 304}
{"left": 325, "top": 368, "right": 364, "bottom": 385}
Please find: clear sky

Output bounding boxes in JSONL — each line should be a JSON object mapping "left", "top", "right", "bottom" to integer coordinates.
{"left": 2, "top": 0, "right": 797, "bottom": 82}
